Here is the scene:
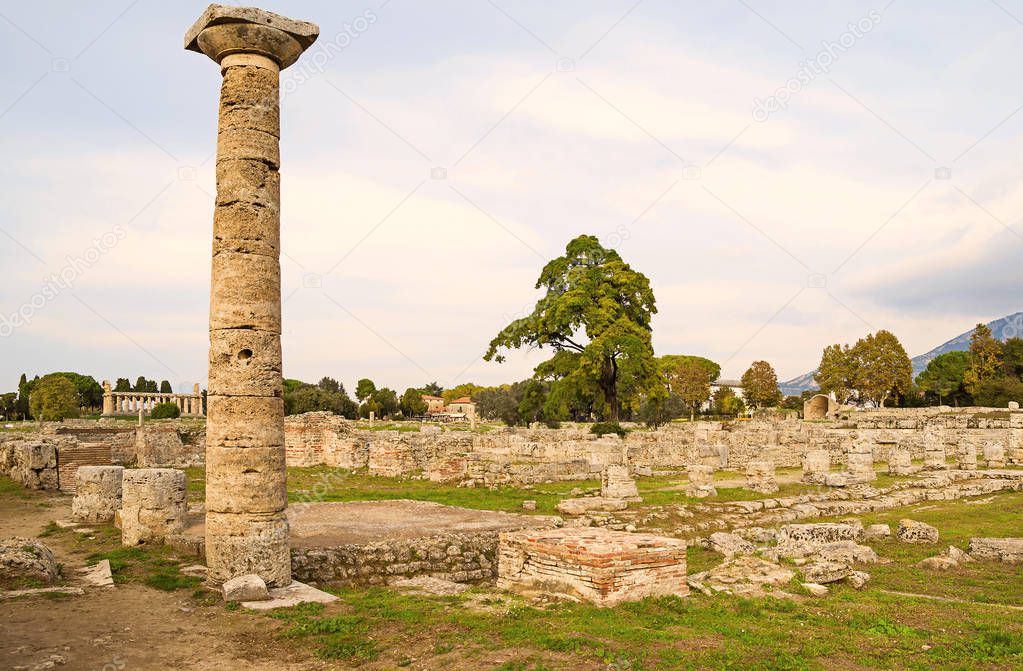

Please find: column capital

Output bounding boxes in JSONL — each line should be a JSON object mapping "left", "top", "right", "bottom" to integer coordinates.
{"left": 184, "top": 4, "right": 319, "bottom": 70}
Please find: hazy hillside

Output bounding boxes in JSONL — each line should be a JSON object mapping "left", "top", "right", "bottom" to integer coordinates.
{"left": 779, "top": 312, "right": 1023, "bottom": 396}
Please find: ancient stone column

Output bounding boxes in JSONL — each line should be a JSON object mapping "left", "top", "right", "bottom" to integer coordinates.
{"left": 801, "top": 449, "right": 830, "bottom": 484}
{"left": 102, "top": 381, "right": 114, "bottom": 416}
{"left": 185, "top": 5, "right": 318, "bottom": 587}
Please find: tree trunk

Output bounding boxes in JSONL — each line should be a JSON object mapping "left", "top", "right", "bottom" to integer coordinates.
{"left": 600, "top": 357, "right": 620, "bottom": 422}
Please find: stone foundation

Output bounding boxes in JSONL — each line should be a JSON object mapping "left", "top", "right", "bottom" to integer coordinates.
{"left": 72, "top": 466, "right": 124, "bottom": 523}
{"left": 497, "top": 527, "right": 688, "bottom": 606}
{"left": 120, "top": 468, "right": 187, "bottom": 546}
{"left": 968, "top": 537, "right": 1023, "bottom": 563}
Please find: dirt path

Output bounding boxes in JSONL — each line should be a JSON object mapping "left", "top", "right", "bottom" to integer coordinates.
{"left": 1, "top": 489, "right": 327, "bottom": 671}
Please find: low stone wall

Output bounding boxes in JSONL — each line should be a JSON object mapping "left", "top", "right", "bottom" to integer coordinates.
{"left": 136, "top": 423, "right": 205, "bottom": 467}
{"left": 290, "top": 531, "right": 499, "bottom": 586}
{"left": 278, "top": 410, "right": 1023, "bottom": 486}
{"left": 0, "top": 437, "right": 60, "bottom": 490}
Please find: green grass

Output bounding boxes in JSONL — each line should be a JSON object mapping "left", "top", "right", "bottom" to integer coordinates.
{"left": 285, "top": 467, "right": 598, "bottom": 515}
{"left": 262, "top": 582, "right": 1023, "bottom": 670}
{"left": 85, "top": 545, "right": 202, "bottom": 591}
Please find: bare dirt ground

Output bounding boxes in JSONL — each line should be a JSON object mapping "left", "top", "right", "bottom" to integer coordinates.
{"left": 0, "top": 491, "right": 328, "bottom": 671}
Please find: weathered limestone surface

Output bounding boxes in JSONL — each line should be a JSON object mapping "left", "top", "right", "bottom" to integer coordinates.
{"left": 187, "top": 4, "right": 319, "bottom": 588}
{"left": 983, "top": 442, "right": 1006, "bottom": 469}
{"left": 897, "top": 519, "right": 938, "bottom": 544}
{"left": 601, "top": 464, "right": 639, "bottom": 500}
{"left": 888, "top": 449, "right": 912, "bottom": 475}
{"left": 0, "top": 538, "right": 60, "bottom": 587}
{"left": 685, "top": 464, "right": 717, "bottom": 498}
{"left": 923, "top": 426, "right": 947, "bottom": 470}
{"left": 802, "top": 450, "right": 830, "bottom": 484}
{"left": 223, "top": 573, "right": 270, "bottom": 601}
{"left": 846, "top": 438, "right": 876, "bottom": 482}
{"left": 967, "top": 537, "right": 1023, "bottom": 563}
{"left": 555, "top": 497, "right": 628, "bottom": 516}
{"left": 120, "top": 468, "right": 187, "bottom": 546}
{"left": 498, "top": 527, "right": 688, "bottom": 606}
{"left": 956, "top": 440, "right": 978, "bottom": 470}
{"left": 745, "top": 461, "right": 778, "bottom": 494}
{"left": 71, "top": 465, "right": 124, "bottom": 523}
{"left": 0, "top": 438, "right": 58, "bottom": 490}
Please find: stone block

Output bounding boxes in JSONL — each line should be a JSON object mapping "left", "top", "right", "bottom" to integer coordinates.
{"left": 120, "top": 468, "right": 187, "bottom": 546}
{"left": 967, "top": 538, "right": 1023, "bottom": 563}
{"left": 897, "top": 519, "right": 938, "bottom": 544}
{"left": 209, "top": 251, "right": 281, "bottom": 331}
{"left": 205, "top": 511, "right": 291, "bottom": 587}
{"left": 498, "top": 527, "right": 688, "bottom": 606}
{"left": 864, "top": 524, "right": 891, "bottom": 542}
{"left": 846, "top": 452, "right": 876, "bottom": 481}
{"left": 888, "top": 449, "right": 912, "bottom": 475}
{"left": 983, "top": 442, "right": 1006, "bottom": 469}
{"left": 685, "top": 464, "right": 717, "bottom": 498}
{"left": 600, "top": 464, "right": 639, "bottom": 500}
{"left": 71, "top": 465, "right": 124, "bottom": 523}
{"left": 207, "top": 328, "right": 283, "bottom": 397}
{"left": 206, "top": 395, "right": 285, "bottom": 448}
{"left": 956, "top": 441, "right": 977, "bottom": 470}
{"left": 205, "top": 446, "right": 287, "bottom": 514}
{"left": 745, "top": 460, "right": 777, "bottom": 494}
{"left": 801, "top": 450, "right": 830, "bottom": 484}
{"left": 223, "top": 573, "right": 270, "bottom": 601}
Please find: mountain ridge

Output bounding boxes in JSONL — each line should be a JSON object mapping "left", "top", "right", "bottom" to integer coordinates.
{"left": 779, "top": 311, "right": 1023, "bottom": 396}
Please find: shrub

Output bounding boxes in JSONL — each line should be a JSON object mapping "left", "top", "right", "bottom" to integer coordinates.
{"left": 543, "top": 420, "right": 562, "bottom": 429}
{"left": 150, "top": 402, "right": 180, "bottom": 419}
{"left": 590, "top": 421, "right": 627, "bottom": 438}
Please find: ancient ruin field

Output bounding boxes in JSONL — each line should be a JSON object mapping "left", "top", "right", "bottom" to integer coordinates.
{"left": 4, "top": 466, "right": 1023, "bottom": 670}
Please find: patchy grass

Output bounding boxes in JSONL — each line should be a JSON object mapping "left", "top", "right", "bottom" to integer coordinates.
{"left": 262, "top": 581, "right": 1023, "bottom": 670}
{"left": 285, "top": 468, "right": 598, "bottom": 515}
{"left": 84, "top": 542, "right": 201, "bottom": 591}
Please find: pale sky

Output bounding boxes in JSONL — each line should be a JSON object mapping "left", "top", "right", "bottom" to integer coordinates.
{"left": 2, "top": 0, "right": 1022, "bottom": 395}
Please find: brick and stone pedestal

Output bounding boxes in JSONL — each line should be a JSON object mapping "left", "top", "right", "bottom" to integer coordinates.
{"left": 802, "top": 450, "right": 830, "bottom": 484}
{"left": 888, "top": 449, "right": 912, "bottom": 475}
{"left": 185, "top": 5, "right": 319, "bottom": 587}
{"left": 497, "top": 527, "right": 688, "bottom": 606}
{"left": 745, "top": 461, "right": 778, "bottom": 494}
{"left": 685, "top": 464, "right": 716, "bottom": 498}
{"left": 601, "top": 464, "right": 639, "bottom": 500}
{"left": 72, "top": 465, "right": 124, "bottom": 523}
{"left": 120, "top": 468, "right": 187, "bottom": 546}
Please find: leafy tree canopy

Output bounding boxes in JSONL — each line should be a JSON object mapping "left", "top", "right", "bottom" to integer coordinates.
{"left": 29, "top": 374, "right": 80, "bottom": 421}
{"left": 485, "top": 235, "right": 659, "bottom": 421}
{"left": 741, "top": 360, "right": 782, "bottom": 409}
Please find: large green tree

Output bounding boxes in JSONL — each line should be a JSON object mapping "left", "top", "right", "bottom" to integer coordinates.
{"left": 851, "top": 330, "right": 912, "bottom": 407}
{"left": 399, "top": 388, "right": 428, "bottom": 417}
{"left": 916, "top": 351, "right": 970, "bottom": 405}
{"left": 815, "top": 344, "right": 857, "bottom": 404}
{"left": 484, "top": 235, "right": 658, "bottom": 421}
{"left": 355, "top": 378, "right": 376, "bottom": 403}
{"left": 15, "top": 373, "right": 31, "bottom": 420}
{"left": 29, "top": 374, "right": 80, "bottom": 421}
{"left": 664, "top": 358, "right": 713, "bottom": 420}
{"left": 964, "top": 324, "right": 1003, "bottom": 395}
{"left": 741, "top": 360, "right": 782, "bottom": 409}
